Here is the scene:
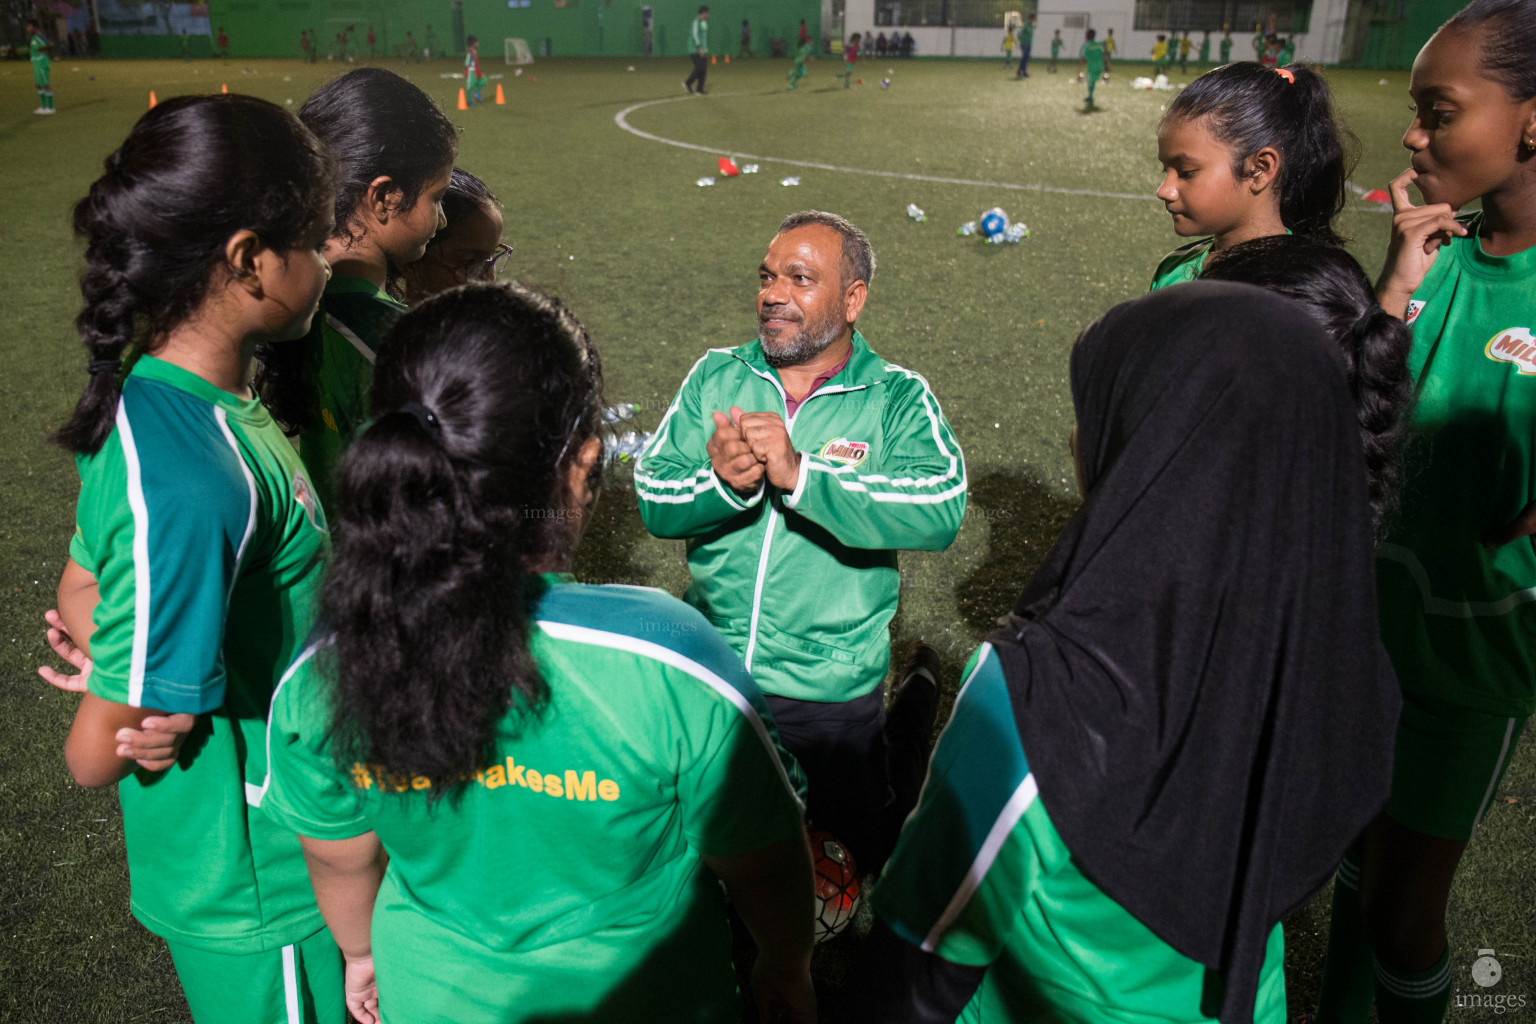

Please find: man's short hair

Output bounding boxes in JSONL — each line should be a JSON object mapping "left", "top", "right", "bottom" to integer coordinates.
{"left": 699, "top": 5, "right": 709, "bottom": 12}
{"left": 776, "top": 211, "right": 876, "bottom": 287}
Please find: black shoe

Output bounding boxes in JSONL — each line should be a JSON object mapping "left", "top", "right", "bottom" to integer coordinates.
{"left": 890, "top": 641, "right": 941, "bottom": 739}
{"left": 697, "top": 88, "right": 707, "bottom": 94}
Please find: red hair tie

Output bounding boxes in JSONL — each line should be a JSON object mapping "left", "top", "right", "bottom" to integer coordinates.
{"left": 1276, "top": 67, "right": 1295, "bottom": 83}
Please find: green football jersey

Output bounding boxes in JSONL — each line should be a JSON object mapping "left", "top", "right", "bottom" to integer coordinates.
{"left": 1220, "top": 36, "right": 1233, "bottom": 61}
{"left": 1051, "top": 37, "right": 1061, "bottom": 57}
{"left": 30, "top": 31, "right": 48, "bottom": 62}
{"left": 873, "top": 644, "right": 1288, "bottom": 1024}
{"left": 259, "top": 576, "right": 806, "bottom": 1024}
{"left": 296, "top": 275, "right": 407, "bottom": 514}
{"left": 1081, "top": 39, "right": 1105, "bottom": 68}
{"left": 1019, "top": 22, "right": 1033, "bottom": 48}
{"left": 1149, "top": 238, "right": 1213, "bottom": 291}
{"left": 72, "top": 354, "right": 329, "bottom": 952}
{"left": 1377, "top": 213, "right": 1536, "bottom": 717}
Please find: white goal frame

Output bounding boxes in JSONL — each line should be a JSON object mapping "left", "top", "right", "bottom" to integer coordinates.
{"left": 505, "top": 38, "right": 534, "bottom": 64}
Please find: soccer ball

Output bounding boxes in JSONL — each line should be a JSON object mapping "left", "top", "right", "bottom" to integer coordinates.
{"left": 1076, "top": 70, "right": 1085, "bottom": 81}
{"left": 809, "top": 826, "right": 861, "bottom": 943}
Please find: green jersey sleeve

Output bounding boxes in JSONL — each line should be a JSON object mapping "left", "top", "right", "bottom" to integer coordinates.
{"left": 76, "top": 377, "right": 261, "bottom": 712}
{"left": 782, "top": 364, "right": 966, "bottom": 551}
{"left": 1149, "top": 239, "right": 1213, "bottom": 291}
{"left": 256, "top": 641, "right": 371, "bottom": 839}
{"left": 873, "top": 644, "right": 1046, "bottom": 966}
{"left": 636, "top": 351, "right": 768, "bottom": 538}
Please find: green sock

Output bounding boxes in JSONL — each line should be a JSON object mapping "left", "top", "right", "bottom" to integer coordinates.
{"left": 1375, "top": 945, "right": 1452, "bottom": 1024}
{"left": 1315, "top": 850, "right": 1374, "bottom": 1024}
{"left": 46, "top": 91, "right": 55, "bottom": 109}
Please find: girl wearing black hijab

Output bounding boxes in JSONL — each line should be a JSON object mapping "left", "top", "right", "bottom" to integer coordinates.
{"left": 846, "top": 283, "right": 1402, "bottom": 1024}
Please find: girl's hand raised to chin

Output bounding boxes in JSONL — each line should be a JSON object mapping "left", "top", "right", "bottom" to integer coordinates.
{"left": 1377, "top": 168, "right": 1469, "bottom": 320}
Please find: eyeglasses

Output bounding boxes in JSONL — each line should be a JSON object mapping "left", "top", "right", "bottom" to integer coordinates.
{"left": 467, "top": 243, "right": 514, "bottom": 282}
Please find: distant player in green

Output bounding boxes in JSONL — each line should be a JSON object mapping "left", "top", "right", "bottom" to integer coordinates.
{"left": 260, "top": 282, "right": 816, "bottom": 1024}
{"left": 1001, "top": 28, "right": 1014, "bottom": 69}
{"left": 41, "top": 94, "right": 342, "bottom": 1024}
{"left": 1179, "top": 30, "right": 1191, "bottom": 71}
{"left": 1079, "top": 28, "right": 1107, "bottom": 106}
{"left": 1151, "top": 62, "right": 1352, "bottom": 289}
{"left": 257, "top": 69, "right": 456, "bottom": 514}
{"left": 1047, "top": 29, "right": 1061, "bottom": 72}
{"left": 27, "top": 20, "right": 53, "bottom": 114}
{"left": 1252, "top": 24, "right": 1264, "bottom": 58}
{"left": 423, "top": 22, "right": 437, "bottom": 58}
{"left": 1199, "top": 29, "right": 1211, "bottom": 63}
{"left": 463, "top": 34, "right": 486, "bottom": 103}
{"left": 1012, "top": 13, "right": 1034, "bottom": 77}
{"left": 1220, "top": 28, "right": 1233, "bottom": 61}
{"left": 1316, "top": 3, "right": 1536, "bottom": 1021}
{"left": 788, "top": 38, "right": 812, "bottom": 88}
{"left": 842, "top": 285, "right": 1399, "bottom": 1024}
{"left": 1277, "top": 36, "right": 1295, "bottom": 65}
{"left": 684, "top": 4, "right": 709, "bottom": 94}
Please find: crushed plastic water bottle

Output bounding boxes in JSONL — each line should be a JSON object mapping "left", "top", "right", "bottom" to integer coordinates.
{"left": 604, "top": 430, "right": 651, "bottom": 470}
{"left": 601, "top": 403, "right": 641, "bottom": 425}
{"left": 957, "top": 221, "right": 978, "bottom": 236}
{"left": 1004, "top": 221, "right": 1030, "bottom": 243}
{"left": 906, "top": 203, "right": 926, "bottom": 223}
{"left": 780, "top": 176, "right": 801, "bottom": 186}
{"left": 881, "top": 78, "right": 891, "bottom": 89}
{"left": 741, "top": 164, "right": 760, "bottom": 174}
{"left": 697, "top": 176, "right": 716, "bottom": 187}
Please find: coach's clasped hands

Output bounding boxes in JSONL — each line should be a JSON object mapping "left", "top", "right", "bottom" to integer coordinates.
{"left": 709, "top": 406, "right": 801, "bottom": 498}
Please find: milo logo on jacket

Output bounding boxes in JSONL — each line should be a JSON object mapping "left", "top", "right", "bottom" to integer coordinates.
{"left": 819, "top": 437, "right": 870, "bottom": 466}
{"left": 1485, "top": 327, "right": 1536, "bottom": 376}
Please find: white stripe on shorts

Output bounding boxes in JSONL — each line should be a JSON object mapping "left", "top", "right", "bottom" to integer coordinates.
{"left": 282, "top": 943, "right": 301, "bottom": 1024}
{"left": 1473, "top": 717, "right": 1520, "bottom": 829}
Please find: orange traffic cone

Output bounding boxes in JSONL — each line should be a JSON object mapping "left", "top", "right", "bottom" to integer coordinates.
{"left": 456, "top": 87, "right": 468, "bottom": 110}
{"left": 710, "top": 54, "right": 717, "bottom": 64}
{"left": 724, "top": 53, "right": 730, "bottom": 63}
{"left": 494, "top": 82, "right": 505, "bottom": 104}
{"left": 148, "top": 90, "right": 157, "bottom": 108}
{"left": 221, "top": 82, "right": 228, "bottom": 93}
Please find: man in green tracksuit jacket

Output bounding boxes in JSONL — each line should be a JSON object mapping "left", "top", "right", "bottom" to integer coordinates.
{"left": 684, "top": 4, "right": 709, "bottom": 94}
{"left": 637, "top": 211, "right": 966, "bottom": 872}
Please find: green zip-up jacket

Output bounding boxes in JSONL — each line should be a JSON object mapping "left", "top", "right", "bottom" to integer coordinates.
{"left": 636, "top": 331, "right": 966, "bottom": 703}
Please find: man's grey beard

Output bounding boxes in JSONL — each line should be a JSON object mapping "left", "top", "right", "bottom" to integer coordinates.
{"left": 759, "top": 309, "right": 843, "bottom": 368}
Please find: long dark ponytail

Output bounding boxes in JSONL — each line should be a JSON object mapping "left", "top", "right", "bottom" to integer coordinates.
{"left": 60, "top": 94, "right": 334, "bottom": 455}
{"left": 322, "top": 281, "right": 603, "bottom": 791}
{"left": 1164, "top": 61, "right": 1358, "bottom": 244}
{"left": 256, "top": 68, "right": 459, "bottom": 431}
{"left": 1200, "top": 235, "right": 1412, "bottom": 533}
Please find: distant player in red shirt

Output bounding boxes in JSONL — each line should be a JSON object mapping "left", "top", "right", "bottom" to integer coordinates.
{"left": 840, "top": 32, "right": 860, "bottom": 89}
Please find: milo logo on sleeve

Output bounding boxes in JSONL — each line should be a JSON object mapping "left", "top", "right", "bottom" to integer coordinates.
{"left": 1484, "top": 328, "right": 1536, "bottom": 376}
{"left": 292, "top": 471, "right": 327, "bottom": 532}
{"left": 1405, "top": 300, "right": 1425, "bottom": 325}
{"left": 819, "top": 437, "right": 870, "bottom": 466}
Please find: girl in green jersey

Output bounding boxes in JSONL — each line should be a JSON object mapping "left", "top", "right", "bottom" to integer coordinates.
{"left": 1316, "top": 3, "right": 1536, "bottom": 1022}
{"left": 1150, "top": 62, "right": 1355, "bottom": 290}
{"left": 41, "top": 95, "right": 344, "bottom": 1024}
{"left": 260, "top": 283, "right": 815, "bottom": 1024}
{"left": 256, "top": 68, "right": 457, "bottom": 512}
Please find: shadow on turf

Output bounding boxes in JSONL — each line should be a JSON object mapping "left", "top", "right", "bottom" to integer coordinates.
{"left": 955, "top": 469, "right": 1078, "bottom": 636}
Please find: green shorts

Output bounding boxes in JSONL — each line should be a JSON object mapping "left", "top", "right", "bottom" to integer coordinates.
{"left": 33, "top": 59, "right": 50, "bottom": 87}
{"left": 1386, "top": 689, "right": 1528, "bottom": 841}
{"left": 166, "top": 926, "right": 346, "bottom": 1024}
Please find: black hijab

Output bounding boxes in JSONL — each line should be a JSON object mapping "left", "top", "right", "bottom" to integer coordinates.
{"left": 988, "top": 283, "right": 1401, "bottom": 1023}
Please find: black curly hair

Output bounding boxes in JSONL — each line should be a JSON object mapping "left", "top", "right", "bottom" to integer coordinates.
{"left": 1201, "top": 234, "right": 1413, "bottom": 533}
{"left": 321, "top": 281, "right": 604, "bottom": 793}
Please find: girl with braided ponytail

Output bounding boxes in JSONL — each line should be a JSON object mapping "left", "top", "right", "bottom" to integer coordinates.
{"left": 1150, "top": 61, "right": 1357, "bottom": 289}
{"left": 258, "top": 282, "right": 815, "bottom": 1024}
{"left": 38, "top": 94, "right": 345, "bottom": 1022}
{"left": 1199, "top": 234, "right": 1414, "bottom": 535}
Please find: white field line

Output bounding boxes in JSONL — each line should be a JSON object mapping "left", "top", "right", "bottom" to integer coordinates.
{"left": 614, "top": 93, "right": 1392, "bottom": 212}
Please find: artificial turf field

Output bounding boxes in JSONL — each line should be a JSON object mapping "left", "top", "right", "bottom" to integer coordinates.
{"left": 1, "top": 52, "right": 1531, "bottom": 1022}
